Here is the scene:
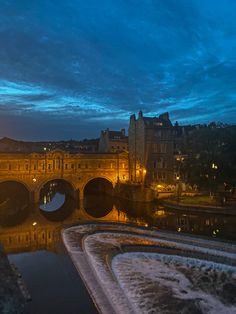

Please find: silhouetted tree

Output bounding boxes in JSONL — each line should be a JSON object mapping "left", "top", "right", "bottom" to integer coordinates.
{"left": 181, "top": 124, "right": 236, "bottom": 192}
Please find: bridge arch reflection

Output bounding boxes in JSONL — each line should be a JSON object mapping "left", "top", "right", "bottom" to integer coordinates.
{"left": 0, "top": 180, "right": 30, "bottom": 227}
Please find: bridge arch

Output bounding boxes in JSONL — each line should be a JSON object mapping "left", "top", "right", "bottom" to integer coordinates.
{"left": 37, "top": 177, "right": 76, "bottom": 193}
{"left": 82, "top": 176, "right": 114, "bottom": 198}
{"left": 0, "top": 180, "right": 31, "bottom": 226}
{"left": 37, "top": 178, "right": 78, "bottom": 203}
{"left": 0, "top": 179, "right": 31, "bottom": 194}
{"left": 38, "top": 178, "right": 78, "bottom": 220}
{"left": 0, "top": 179, "right": 31, "bottom": 203}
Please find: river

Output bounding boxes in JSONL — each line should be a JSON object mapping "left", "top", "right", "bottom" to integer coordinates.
{"left": 0, "top": 191, "right": 236, "bottom": 313}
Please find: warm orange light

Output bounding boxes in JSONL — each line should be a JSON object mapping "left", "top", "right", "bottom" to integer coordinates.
{"left": 32, "top": 221, "right": 37, "bottom": 226}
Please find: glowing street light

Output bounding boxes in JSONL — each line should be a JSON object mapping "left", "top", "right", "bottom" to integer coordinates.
{"left": 212, "top": 163, "right": 218, "bottom": 170}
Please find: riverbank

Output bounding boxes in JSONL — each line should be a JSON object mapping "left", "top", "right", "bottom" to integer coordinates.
{"left": 114, "top": 183, "right": 157, "bottom": 202}
{"left": 162, "top": 196, "right": 236, "bottom": 216}
{"left": 0, "top": 246, "right": 27, "bottom": 314}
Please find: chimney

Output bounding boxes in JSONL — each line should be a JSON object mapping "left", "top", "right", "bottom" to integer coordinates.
{"left": 130, "top": 114, "right": 136, "bottom": 121}
{"left": 138, "top": 110, "right": 143, "bottom": 119}
{"left": 159, "top": 112, "right": 169, "bottom": 121}
{"left": 121, "top": 128, "right": 125, "bottom": 136}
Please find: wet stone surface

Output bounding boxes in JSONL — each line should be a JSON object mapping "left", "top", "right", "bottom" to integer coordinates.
{"left": 0, "top": 247, "right": 26, "bottom": 314}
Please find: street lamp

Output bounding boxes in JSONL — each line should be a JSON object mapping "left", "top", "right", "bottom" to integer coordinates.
{"left": 142, "top": 168, "right": 147, "bottom": 185}
{"left": 176, "top": 175, "right": 181, "bottom": 203}
{"left": 212, "top": 163, "right": 218, "bottom": 170}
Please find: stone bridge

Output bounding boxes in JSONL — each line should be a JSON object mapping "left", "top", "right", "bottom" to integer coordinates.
{"left": 0, "top": 150, "right": 129, "bottom": 203}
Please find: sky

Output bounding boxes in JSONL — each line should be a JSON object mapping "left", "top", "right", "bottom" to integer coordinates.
{"left": 0, "top": 0, "right": 236, "bottom": 140}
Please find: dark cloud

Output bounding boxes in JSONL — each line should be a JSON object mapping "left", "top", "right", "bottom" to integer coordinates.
{"left": 0, "top": 0, "right": 236, "bottom": 140}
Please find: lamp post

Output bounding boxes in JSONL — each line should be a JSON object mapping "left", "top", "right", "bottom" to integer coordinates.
{"left": 142, "top": 168, "right": 147, "bottom": 185}
{"left": 32, "top": 221, "right": 38, "bottom": 248}
{"left": 176, "top": 175, "right": 181, "bottom": 203}
{"left": 210, "top": 163, "right": 218, "bottom": 197}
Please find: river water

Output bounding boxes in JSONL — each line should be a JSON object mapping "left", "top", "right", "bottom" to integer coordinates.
{"left": 0, "top": 191, "right": 236, "bottom": 314}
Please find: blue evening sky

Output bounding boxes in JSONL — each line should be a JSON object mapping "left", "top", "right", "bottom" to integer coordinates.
{"left": 0, "top": 0, "right": 236, "bottom": 140}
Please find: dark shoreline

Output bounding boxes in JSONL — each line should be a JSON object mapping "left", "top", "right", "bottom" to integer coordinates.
{"left": 0, "top": 245, "right": 27, "bottom": 314}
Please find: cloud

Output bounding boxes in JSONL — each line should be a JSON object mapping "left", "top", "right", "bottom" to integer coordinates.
{"left": 0, "top": 0, "right": 235, "bottom": 139}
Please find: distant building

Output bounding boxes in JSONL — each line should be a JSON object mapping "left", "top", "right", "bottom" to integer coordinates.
{"left": 99, "top": 128, "right": 128, "bottom": 153}
{"left": 0, "top": 137, "right": 99, "bottom": 153}
{"left": 128, "top": 111, "right": 174, "bottom": 186}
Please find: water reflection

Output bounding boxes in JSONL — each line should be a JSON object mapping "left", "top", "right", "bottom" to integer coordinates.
{"left": 84, "top": 195, "right": 113, "bottom": 218}
{"left": 39, "top": 195, "right": 76, "bottom": 222}
{"left": 39, "top": 180, "right": 76, "bottom": 221}
{"left": 0, "top": 195, "right": 236, "bottom": 255}
{"left": 0, "top": 181, "right": 30, "bottom": 227}
{"left": 40, "top": 192, "right": 66, "bottom": 212}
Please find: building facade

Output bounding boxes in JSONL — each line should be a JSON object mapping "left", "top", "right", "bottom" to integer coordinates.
{"left": 128, "top": 111, "right": 174, "bottom": 186}
{"left": 99, "top": 128, "right": 128, "bottom": 153}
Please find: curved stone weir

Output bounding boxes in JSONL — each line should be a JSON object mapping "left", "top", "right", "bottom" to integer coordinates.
{"left": 62, "top": 222, "right": 236, "bottom": 314}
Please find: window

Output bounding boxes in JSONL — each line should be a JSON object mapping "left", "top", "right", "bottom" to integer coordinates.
{"left": 155, "top": 130, "right": 162, "bottom": 138}
{"left": 158, "top": 172, "right": 166, "bottom": 179}
{"left": 161, "top": 144, "right": 167, "bottom": 153}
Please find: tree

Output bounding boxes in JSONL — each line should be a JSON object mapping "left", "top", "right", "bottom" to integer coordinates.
{"left": 180, "top": 124, "right": 236, "bottom": 192}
